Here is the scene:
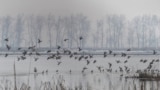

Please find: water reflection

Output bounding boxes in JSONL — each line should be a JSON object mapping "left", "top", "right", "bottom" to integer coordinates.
{"left": 0, "top": 72, "right": 159, "bottom": 90}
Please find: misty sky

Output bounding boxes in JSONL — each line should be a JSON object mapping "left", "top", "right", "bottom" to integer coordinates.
{"left": 0, "top": 0, "right": 160, "bottom": 20}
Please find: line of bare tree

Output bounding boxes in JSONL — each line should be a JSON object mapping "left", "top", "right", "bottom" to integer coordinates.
{"left": 0, "top": 14, "right": 160, "bottom": 50}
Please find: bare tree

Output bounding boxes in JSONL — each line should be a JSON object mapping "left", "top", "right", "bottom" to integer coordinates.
{"left": 14, "top": 15, "right": 24, "bottom": 48}
{"left": 46, "top": 14, "right": 55, "bottom": 48}
{"left": 1, "top": 16, "right": 12, "bottom": 48}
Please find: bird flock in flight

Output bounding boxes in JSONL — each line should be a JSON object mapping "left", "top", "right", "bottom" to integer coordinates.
{"left": 3, "top": 36, "right": 160, "bottom": 77}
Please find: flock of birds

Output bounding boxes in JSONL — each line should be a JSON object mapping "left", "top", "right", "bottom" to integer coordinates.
{"left": 2, "top": 37, "right": 160, "bottom": 77}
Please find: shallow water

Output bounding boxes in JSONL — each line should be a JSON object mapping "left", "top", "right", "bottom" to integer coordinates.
{"left": 0, "top": 54, "right": 159, "bottom": 90}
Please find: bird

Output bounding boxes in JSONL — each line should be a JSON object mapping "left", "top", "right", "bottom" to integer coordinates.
{"left": 57, "top": 61, "right": 62, "bottom": 65}
{"left": 57, "top": 46, "right": 61, "bottom": 50}
{"left": 34, "top": 58, "right": 39, "bottom": 61}
{"left": 156, "top": 59, "right": 159, "bottom": 62}
{"left": 89, "top": 55, "right": 93, "bottom": 58}
{"left": 113, "top": 53, "right": 117, "bottom": 57}
{"left": 93, "top": 60, "right": 97, "bottom": 63}
{"left": 127, "top": 56, "right": 131, "bottom": 59}
{"left": 109, "top": 50, "right": 112, "bottom": 54}
{"left": 86, "top": 60, "right": 90, "bottom": 65}
{"left": 116, "top": 60, "right": 121, "bottom": 63}
{"left": 17, "top": 47, "right": 21, "bottom": 50}
{"left": 17, "top": 57, "right": 20, "bottom": 61}
{"left": 104, "top": 52, "right": 107, "bottom": 57}
{"left": 5, "top": 54, "right": 8, "bottom": 57}
{"left": 82, "top": 67, "right": 88, "bottom": 72}
{"left": 21, "top": 56, "right": 26, "bottom": 60}
{"left": 78, "top": 47, "right": 82, "bottom": 51}
{"left": 4, "top": 38, "right": 8, "bottom": 42}
{"left": 22, "top": 50, "right": 27, "bottom": 56}
{"left": 79, "top": 36, "right": 83, "bottom": 40}
{"left": 64, "top": 39, "right": 69, "bottom": 41}
{"left": 84, "top": 56, "right": 88, "bottom": 59}
{"left": 47, "top": 50, "right": 51, "bottom": 53}
{"left": 127, "top": 48, "right": 131, "bottom": 51}
{"left": 28, "top": 52, "right": 32, "bottom": 56}
{"left": 36, "top": 52, "right": 41, "bottom": 56}
{"left": 69, "top": 54, "right": 73, "bottom": 58}
{"left": 34, "top": 67, "right": 37, "bottom": 73}
{"left": 56, "top": 70, "right": 59, "bottom": 73}
{"left": 124, "top": 60, "right": 128, "bottom": 63}
{"left": 153, "top": 50, "right": 157, "bottom": 55}
{"left": 38, "top": 39, "right": 42, "bottom": 43}
{"left": 6, "top": 44, "right": 11, "bottom": 50}
{"left": 108, "top": 63, "right": 112, "bottom": 68}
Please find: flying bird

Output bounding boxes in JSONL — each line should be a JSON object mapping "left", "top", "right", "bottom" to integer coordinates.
{"left": 4, "top": 38, "right": 8, "bottom": 42}
{"left": 38, "top": 39, "right": 42, "bottom": 43}
{"left": 79, "top": 36, "right": 83, "bottom": 40}
{"left": 6, "top": 44, "right": 11, "bottom": 50}
{"left": 64, "top": 39, "right": 69, "bottom": 41}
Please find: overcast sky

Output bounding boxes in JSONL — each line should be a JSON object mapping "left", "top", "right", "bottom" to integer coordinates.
{"left": 0, "top": 0, "right": 160, "bottom": 20}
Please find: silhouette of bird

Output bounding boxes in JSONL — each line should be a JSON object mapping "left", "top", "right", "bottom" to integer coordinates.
{"left": 97, "top": 66, "right": 102, "bottom": 72}
{"left": 140, "top": 59, "right": 143, "bottom": 62}
{"left": 36, "top": 52, "right": 41, "bottom": 56}
{"left": 108, "top": 63, "right": 112, "bottom": 68}
{"left": 4, "top": 38, "right": 8, "bottom": 42}
{"left": 75, "top": 57, "right": 78, "bottom": 60}
{"left": 82, "top": 67, "right": 87, "bottom": 72}
{"left": 104, "top": 52, "right": 107, "bottom": 57}
{"left": 57, "top": 61, "right": 62, "bottom": 65}
{"left": 6, "top": 44, "right": 11, "bottom": 50}
{"left": 22, "top": 50, "right": 27, "bottom": 56}
{"left": 109, "top": 50, "right": 112, "bottom": 54}
{"left": 116, "top": 60, "right": 121, "bottom": 63}
{"left": 78, "top": 47, "right": 82, "bottom": 51}
{"left": 91, "top": 70, "right": 93, "bottom": 73}
{"left": 34, "top": 67, "right": 37, "bottom": 73}
{"left": 79, "top": 36, "right": 83, "bottom": 40}
{"left": 47, "top": 50, "right": 51, "bottom": 53}
{"left": 28, "top": 52, "right": 32, "bottom": 56}
{"left": 156, "top": 59, "right": 159, "bottom": 62}
{"left": 93, "top": 60, "right": 97, "bottom": 63}
{"left": 69, "top": 54, "right": 73, "bottom": 58}
{"left": 38, "top": 39, "right": 42, "bottom": 43}
{"left": 34, "top": 58, "right": 39, "bottom": 61}
{"left": 17, "top": 47, "right": 21, "bottom": 50}
{"left": 64, "top": 39, "right": 69, "bottom": 41}
{"left": 124, "top": 60, "right": 128, "bottom": 63}
{"left": 89, "top": 55, "right": 93, "bottom": 58}
{"left": 153, "top": 50, "right": 156, "bottom": 55}
{"left": 127, "top": 48, "right": 131, "bottom": 51}
{"left": 127, "top": 56, "right": 131, "bottom": 59}
{"left": 143, "top": 59, "right": 147, "bottom": 63}
{"left": 69, "top": 70, "right": 72, "bottom": 74}
{"left": 86, "top": 60, "right": 90, "bottom": 65}
{"left": 17, "top": 57, "right": 20, "bottom": 61}
{"left": 56, "top": 70, "right": 59, "bottom": 73}
{"left": 84, "top": 56, "right": 88, "bottom": 59}
{"left": 21, "top": 56, "right": 26, "bottom": 60}
{"left": 5, "top": 53, "right": 8, "bottom": 57}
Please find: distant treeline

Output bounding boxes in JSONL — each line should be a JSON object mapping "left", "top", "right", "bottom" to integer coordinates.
{"left": 0, "top": 14, "right": 160, "bottom": 49}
